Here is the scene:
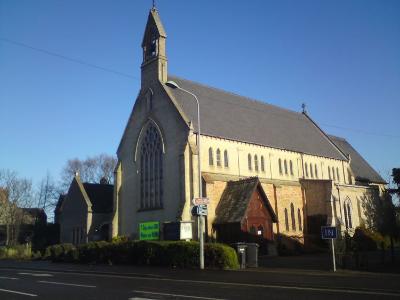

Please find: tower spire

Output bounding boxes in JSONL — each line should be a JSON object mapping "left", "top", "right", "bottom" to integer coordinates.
{"left": 141, "top": 7, "right": 168, "bottom": 86}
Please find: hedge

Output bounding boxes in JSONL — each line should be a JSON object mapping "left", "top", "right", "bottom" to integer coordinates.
{"left": 45, "top": 240, "right": 239, "bottom": 269}
{"left": 0, "top": 245, "right": 32, "bottom": 260}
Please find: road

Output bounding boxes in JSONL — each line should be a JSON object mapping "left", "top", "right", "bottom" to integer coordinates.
{"left": 0, "top": 261, "right": 399, "bottom": 299}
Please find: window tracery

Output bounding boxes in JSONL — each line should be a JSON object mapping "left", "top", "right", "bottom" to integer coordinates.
{"left": 140, "top": 123, "right": 163, "bottom": 209}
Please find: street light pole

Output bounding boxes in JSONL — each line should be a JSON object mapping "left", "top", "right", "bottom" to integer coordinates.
{"left": 166, "top": 81, "right": 204, "bottom": 269}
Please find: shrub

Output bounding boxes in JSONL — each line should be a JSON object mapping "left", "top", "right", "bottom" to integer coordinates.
{"left": 205, "top": 243, "right": 239, "bottom": 269}
{"left": 111, "top": 235, "right": 129, "bottom": 243}
{"left": 78, "top": 241, "right": 112, "bottom": 264}
{"left": 0, "top": 245, "right": 32, "bottom": 260}
{"left": 161, "top": 241, "right": 198, "bottom": 267}
{"left": 44, "top": 243, "right": 78, "bottom": 262}
{"left": 352, "top": 227, "right": 379, "bottom": 251}
{"left": 45, "top": 240, "right": 239, "bottom": 269}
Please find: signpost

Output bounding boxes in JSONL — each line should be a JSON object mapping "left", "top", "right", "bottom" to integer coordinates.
{"left": 192, "top": 197, "right": 209, "bottom": 206}
{"left": 191, "top": 204, "right": 208, "bottom": 216}
{"left": 321, "top": 226, "right": 337, "bottom": 272}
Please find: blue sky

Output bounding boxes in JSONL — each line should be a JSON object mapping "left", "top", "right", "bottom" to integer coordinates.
{"left": 0, "top": 0, "right": 399, "bottom": 186}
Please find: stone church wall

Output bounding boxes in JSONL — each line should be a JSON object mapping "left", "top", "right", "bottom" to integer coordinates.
{"left": 116, "top": 82, "right": 189, "bottom": 239}
{"left": 198, "top": 135, "right": 350, "bottom": 186}
{"left": 334, "top": 184, "right": 380, "bottom": 234}
{"left": 59, "top": 179, "right": 90, "bottom": 244}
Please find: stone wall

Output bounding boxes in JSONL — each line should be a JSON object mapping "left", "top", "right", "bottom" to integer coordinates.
{"left": 116, "top": 81, "right": 189, "bottom": 239}
{"left": 59, "top": 178, "right": 89, "bottom": 244}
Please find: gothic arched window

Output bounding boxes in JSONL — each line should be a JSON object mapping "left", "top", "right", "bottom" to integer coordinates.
{"left": 279, "top": 159, "right": 283, "bottom": 175}
{"left": 290, "top": 160, "right": 294, "bottom": 176}
{"left": 291, "top": 203, "right": 296, "bottom": 231}
{"left": 298, "top": 208, "right": 302, "bottom": 231}
{"left": 284, "top": 208, "right": 289, "bottom": 231}
{"left": 344, "top": 199, "right": 352, "bottom": 229}
{"left": 336, "top": 167, "right": 340, "bottom": 182}
{"left": 261, "top": 156, "right": 265, "bottom": 172}
{"left": 332, "top": 167, "right": 336, "bottom": 181}
{"left": 254, "top": 155, "right": 259, "bottom": 172}
{"left": 140, "top": 123, "right": 163, "bottom": 209}
{"left": 347, "top": 203, "right": 352, "bottom": 228}
{"left": 305, "top": 163, "right": 309, "bottom": 178}
{"left": 209, "top": 147, "right": 214, "bottom": 166}
{"left": 216, "top": 149, "right": 221, "bottom": 166}
{"left": 248, "top": 154, "right": 252, "bottom": 170}
{"left": 224, "top": 150, "right": 229, "bottom": 168}
{"left": 328, "top": 167, "right": 331, "bottom": 179}
{"left": 315, "top": 165, "right": 318, "bottom": 178}
{"left": 284, "top": 160, "right": 288, "bottom": 175}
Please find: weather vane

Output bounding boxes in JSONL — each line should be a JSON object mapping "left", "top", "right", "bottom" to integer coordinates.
{"left": 152, "top": 0, "right": 156, "bottom": 9}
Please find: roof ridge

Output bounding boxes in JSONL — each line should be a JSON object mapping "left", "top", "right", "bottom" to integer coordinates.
{"left": 228, "top": 176, "right": 259, "bottom": 184}
{"left": 328, "top": 134, "right": 347, "bottom": 141}
{"left": 168, "top": 75, "right": 304, "bottom": 116}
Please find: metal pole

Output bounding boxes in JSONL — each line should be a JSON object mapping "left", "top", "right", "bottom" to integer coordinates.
{"left": 331, "top": 239, "right": 336, "bottom": 272}
{"left": 177, "top": 87, "right": 204, "bottom": 270}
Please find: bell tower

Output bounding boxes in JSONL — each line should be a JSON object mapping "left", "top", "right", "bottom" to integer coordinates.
{"left": 141, "top": 7, "right": 167, "bottom": 87}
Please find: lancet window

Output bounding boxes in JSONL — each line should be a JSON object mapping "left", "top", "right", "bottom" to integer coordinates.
{"left": 140, "top": 123, "right": 163, "bottom": 209}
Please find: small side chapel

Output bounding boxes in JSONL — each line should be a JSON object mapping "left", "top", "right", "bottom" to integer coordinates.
{"left": 112, "top": 8, "right": 386, "bottom": 249}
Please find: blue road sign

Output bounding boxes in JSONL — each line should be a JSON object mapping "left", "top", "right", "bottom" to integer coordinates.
{"left": 321, "top": 226, "right": 337, "bottom": 239}
{"left": 191, "top": 204, "right": 208, "bottom": 216}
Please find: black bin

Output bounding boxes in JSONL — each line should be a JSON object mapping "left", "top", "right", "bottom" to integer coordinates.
{"left": 246, "top": 243, "right": 259, "bottom": 268}
{"left": 232, "top": 243, "right": 247, "bottom": 269}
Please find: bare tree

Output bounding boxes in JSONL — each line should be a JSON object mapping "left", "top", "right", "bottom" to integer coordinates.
{"left": 35, "top": 172, "right": 58, "bottom": 222}
{"left": 97, "top": 154, "right": 116, "bottom": 184}
{"left": 0, "top": 169, "right": 33, "bottom": 246}
{"left": 59, "top": 154, "right": 117, "bottom": 193}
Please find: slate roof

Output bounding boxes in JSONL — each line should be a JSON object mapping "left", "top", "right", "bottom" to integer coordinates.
{"left": 55, "top": 194, "right": 65, "bottom": 214}
{"left": 165, "top": 76, "right": 347, "bottom": 161}
{"left": 82, "top": 183, "right": 114, "bottom": 214}
{"left": 214, "top": 177, "right": 277, "bottom": 225}
{"left": 21, "top": 208, "right": 47, "bottom": 224}
{"left": 328, "top": 135, "right": 386, "bottom": 184}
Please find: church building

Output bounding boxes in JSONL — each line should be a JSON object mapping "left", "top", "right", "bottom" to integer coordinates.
{"left": 112, "top": 8, "right": 386, "bottom": 248}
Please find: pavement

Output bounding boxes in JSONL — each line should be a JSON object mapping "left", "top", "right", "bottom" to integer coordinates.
{"left": 259, "top": 250, "right": 400, "bottom": 273}
{"left": 0, "top": 260, "right": 399, "bottom": 299}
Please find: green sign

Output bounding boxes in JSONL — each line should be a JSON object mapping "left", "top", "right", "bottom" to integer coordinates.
{"left": 139, "top": 221, "right": 160, "bottom": 240}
